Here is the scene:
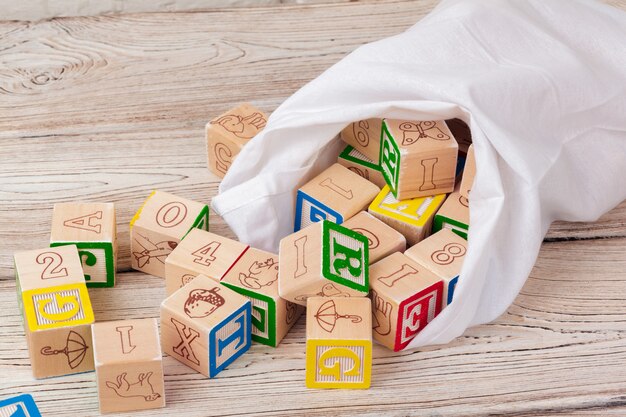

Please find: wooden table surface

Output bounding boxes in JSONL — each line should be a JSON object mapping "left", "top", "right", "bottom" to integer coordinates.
{"left": 1, "top": 1, "right": 625, "bottom": 416}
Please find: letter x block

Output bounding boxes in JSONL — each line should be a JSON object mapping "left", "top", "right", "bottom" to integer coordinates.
{"left": 161, "top": 275, "right": 251, "bottom": 378}
{"left": 92, "top": 318, "right": 165, "bottom": 413}
{"left": 279, "top": 220, "right": 369, "bottom": 306}
{"left": 221, "top": 248, "right": 304, "bottom": 347}
{"left": 340, "top": 118, "right": 382, "bottom": 162}
{"left": 432, "top": 182, "right": 470, "bottom": 240}
{"left": 165, "top": 228, "right": 249, "bottom": 296}
{"left": 206, "top": 103, "right": 267, "bottom": 178}
{"left": 306, "top": 297, "right": 372, "bottom": 389}
{"left": 337, "top": 145, "right": 386, "bottom": 189}
{"left": 369, "top": 252, "right": 443, "bottom": 351}
{"left": 405, "top": 229, "right": 467, "bottom": 307}
{"left": 50, "top": 202, "right": 116, "bottom": 288}
{"left": 369, "top": 185, "right": 446, "bottom": 246}
{"left": 0, "top": 394, "right": 41, "bottom": 417}
{"left": 380, "top": 119, "right": 458, "bottom": 200}
{"left": 342, "top": 211, "right": 406, "bottom": 264}
{"left": 294, "top": 163, "right": 380, "bottom": 232}
{"left": 14, "top": 245, "right": 95, "bottom": 379}
{"left": 130, "top": 190, "right": 209, "bottom": 278}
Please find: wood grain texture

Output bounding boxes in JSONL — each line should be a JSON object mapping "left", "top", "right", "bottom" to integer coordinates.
{"left": 0, "top": 1, "right": 625, "bottom": 415}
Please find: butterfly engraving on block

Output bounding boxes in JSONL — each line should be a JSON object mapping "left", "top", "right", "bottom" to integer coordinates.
{"left": 399, "top": 121, "right": 450, "bottom": 145}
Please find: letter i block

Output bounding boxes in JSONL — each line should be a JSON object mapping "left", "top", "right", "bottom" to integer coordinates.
{"left": 130, "top": 190, "right": 209, "bottom": 278}
{"left": 294, "top": 163, "right": 380, "bottom": 232}
{"left": 338, "top": 145, "right": 386, "bottom": 188}
{"left": 368, "top": 185, "right": 446, "bottom": 246}
{"left": 404, "top": 229, "right": 467, "bottom": 306}
{"left": 279, "top": 220, "right": 369, "bottom": 306}
{"left": 432, "top": 182, "right": 470, "bottom": 239}
{"left": 165, "top": 228, "right": 249, "bottom": 296}
{"left": 92, "top": 318, "right": 165, "bottom": 413}
{"left": 161, "top": 275, "right": 251, "bottom": 378}
{"left": 13, "top": 245, "right": 95, "bottom": 379}
{"left": 342, "top": 211, "right": 406, "bottom": 264}
{"left": 221, "top": 248, "right": 304, "bottom": 347}
{"left": 206, "top": 103, "right": 268, "bottom": 178}
{"left": 340, "top": 118, "right": 383, "bottom": 162}
{"left": 369, "top": 252, "right": 443, "bottom": 351}
{"left": 306, "top": 297, "right": 372, "bottom": 389}
{"left": 380, "top": 119, "right": 458, "bottom": 200}
{"left": 0, "top": 394, "right": 41, "bottom": 417}
{"left": 50, "top": 202, "right": 116, "bottom": 288}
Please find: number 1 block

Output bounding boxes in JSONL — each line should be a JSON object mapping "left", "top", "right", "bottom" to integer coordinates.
{"left": 50, "top": 202, "right": 116, "bottom": 287}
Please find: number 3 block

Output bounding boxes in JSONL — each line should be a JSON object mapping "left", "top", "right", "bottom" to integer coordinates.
{"left": 14, "top": 245, "right": 95, "bottom": 379}
{"left": 130, "top": 190, "right": 209, "bottom": 278}
{"left": 50, "top": 202, "right": 116, "bottom": 287}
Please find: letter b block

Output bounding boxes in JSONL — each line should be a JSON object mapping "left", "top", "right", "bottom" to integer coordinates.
{"left": 306, "top": 297, "right": 372, "bottom": 389}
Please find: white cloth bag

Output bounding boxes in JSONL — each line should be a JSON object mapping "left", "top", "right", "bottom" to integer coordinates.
{"left": 212, "top": 0, "right": 626, "bottom": 349}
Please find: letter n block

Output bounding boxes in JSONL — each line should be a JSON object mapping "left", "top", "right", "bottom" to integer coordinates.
{"left": 130, "top": 190, "right": 209, "bottom": 278}
{"left": 50, "top": 202, "right": 116, "bottom": 288}
{"left": 404, "top": 229, "right": 467, "bottom": 306}
{"left": 305, "top": 297, "right": 372, "bottom": 389}
{"left": 294, "top": 163, "right": 380, "bottom": 232}
{"left": 380, "top": 119, "right": 458, "bottom": 200}
{"left": 279, "top": 220, "right": 369, "bottom": 306}
{"left": 369, "top": 252, "right": 443, "bottom": 351}
{"left": 161, "top": 275, "right": 251, "bottom": 378}
{"left": 339, "top": 118, "right": 382, "bottom": 162}
{"left": 432, "top": 182, "right": 470, "bottom": 239}
{"left": 337, "top": 145, "right": 386, "bottom": 188}
{"left": 221, "top": 248, "right": 304, "bottom": 347}
{"left": 0, "top": 394, "right": 41, "bottom": 416}
{"left": 206, "top": 103, "right": 267, "bottom": 178}
{"left": 92, "top": 318, "right": 165, "bottom": 413}
{"left": 14, "top": 245, "right": 95, "bottom": 379}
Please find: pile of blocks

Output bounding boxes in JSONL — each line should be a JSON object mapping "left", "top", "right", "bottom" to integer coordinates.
{"left": 10, "top": 104, "right": 475, "bottom": 414}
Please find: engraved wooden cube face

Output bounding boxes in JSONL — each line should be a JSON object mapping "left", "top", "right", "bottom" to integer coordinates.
{"left": 339, "top": 118, "right": 382, "bottom": 163}
{"left": 342, "top": 211, "right": 406, "bottom": 264}
{"left": 321, "top": 221, "right": 369, "bottom": 293}
{"left": 14, "top": 245, "right": 86, "bottom": 293}
{"left": 23, "top": 284, "right": 94, "bottom": 332}
{"left": 433, "top": 186, "right": 470, "bottom": 240}
{"left": 460, "top": 144, "right": 475, "bottom": 199}
{"left": 0, "top": 394, "right": 41, "bottom": 417}
{"left": 337, "top": 145, "right": 387, "bottom": 189}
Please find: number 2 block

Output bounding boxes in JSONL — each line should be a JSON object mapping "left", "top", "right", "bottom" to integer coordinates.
{"left": 50, "top": 202, "right": 116, "bottom": 288}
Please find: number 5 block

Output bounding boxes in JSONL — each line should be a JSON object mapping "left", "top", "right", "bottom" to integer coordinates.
{"left": 50, "top": 202, "right": 116, "bottom": 287}
{"left": 14, "top": 245, "right": 95, "bottom": 379}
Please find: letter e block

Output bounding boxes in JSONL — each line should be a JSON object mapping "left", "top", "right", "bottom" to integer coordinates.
{"left": 340, "top": 118, "right": 382, "bottom": 162}
{"left": 342, "top": 211, "right": 406, "bottom": 264}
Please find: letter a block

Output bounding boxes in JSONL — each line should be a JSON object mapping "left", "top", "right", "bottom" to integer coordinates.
{"left": 279, "top": 220, "right": 369, "bottom": 306}
{"left": 404, "top": 229, "right": 467, "bottom": 306}
{"left": 0, "top": 394, "right": 41, "bottom": 417}
{"left": 306, "top": 297, "right": 372, "bottom": 389}
{"left": 221, "top": 248, "right": 304, "bottom": 347}
{"left": 161, "top": 275, "right": 251, "bottom": 378}
{"left": 337, "top": 145, "right": 386, "bottom": 189}
{"left": 14, "top": 245, "right": 95, "bottom": 379}
{"left": 50, "top": 202, "right": 116, "bottom": 288}
{"left": 369, "top": 252, "right": 443, "bottom": 351}
{"left": 380, "top": 119, "right": 458, "bottom": 200}
{"left": 92, "top": 318, "right": 165, "bottom": 413}
{"left": 340, "top": 118, "right": 382, "bottom": 162}
{"left": 369, "top": 185, "right": 446, "bottom": 246}
{"left": 342, "top": 211, "right": 406, "bottom": 264}
{"left": 294, "top": 163, "right": 380, "bottom": 232}
{"left": 206, "top": 103, "right": 267, "bottom": 178}
{"left": 432, "top": 182, "right": 470, "bottom": 239}
{"left": 130, "top": 190, "right": 209, "bottom": 278}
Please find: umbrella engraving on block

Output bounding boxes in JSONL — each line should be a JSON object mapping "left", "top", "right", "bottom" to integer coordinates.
{"left": 294, "top": 283, "right": 350, "bottom": 303}
{"left": 314, "top": 300, "right": 362, "bottom": 333}
{"left": 40, "top": 330, "right": 89, "bottom": 369}
{"left": 63, "top": 211, "right": 103, "bottom": 234}
{"left": 431, "top": 243, "right": 466, "bottom": 266}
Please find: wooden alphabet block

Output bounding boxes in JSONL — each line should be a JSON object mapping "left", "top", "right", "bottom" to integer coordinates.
{"left": 161, "top": 275, "right": 251, "bottom": 378}
{"left": 92, "top": 318, "right": 165, "bottom": 413}
{"left": 206, "top": 103, "right": 268, "bottom": 178}
{"left": 369, "top": 252, "right": 443, "bottom": 351}
{"left": 337, "top": 145, "right": 386, "bottom": 188}
{"left": 50, "top": 202, "right": 116, "bottom": 288}
{"left": 305, "top": 297, "right": 372, "bottom": 389}
{"left": 279, "top": 220, "right": 369, "bottom": 306}
{"left": 0, "top": 394, "right": 41, "bottom": 416}
{"left": 294, "top": 163, "right": 380, "bottom": 232}
{"left": 460, "top": 144, "right": 475, "bottom": 200}
{"left": 342, "top": 211, "right": 406, "bottom": 264}
{"left": 432, "top": 182, "right": 469, "bottom": 240}
{"left": 340, "top": 118, "right": 382, "bottom": 163}
{"left": 404, "top": 229, "right": 467, "bottom": 306}
{"left": 165, "top": 228, "right": 249, "bottom": 296}
{"left": 368, "top": 185, "right": 446, "bottom": 246}
{"left": 14, "top": 245, "right": 95, "bottom": 379}
{"left": 221, "top": 248, "right": 304, "bottom": 347}
{"left": 380, "top": 119, "right": 458, "bottom": 200}
{"left": 130, "top": 190, "right": 209, "bottom": 278}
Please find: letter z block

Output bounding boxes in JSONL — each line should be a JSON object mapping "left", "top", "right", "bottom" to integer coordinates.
{"left": 380, "top": 119, "right": 458, "bottom": 200}
{"left": 337, "top": 145, "right": 386, "bottom": 188}
{"left": 279, "top": 220, "right": 369, "bottom": 306}
{"left": 342, "top": 211, "right": 406, "bottom": 264}
{"left": 369, "top": 252, "right": 443, "bottom": 351}
{"left": 294, "top": 163, "right": 380, "bottom": 232}
{"left": 14, "top": 245, "right": 95, "bottom": 379}
{"left": 50, "top": 202, "right": 116, "bottom": 288}
{"left": 92, "top": 318, "right": 165, "bottom": 413}
{"left": 0, "top": 394, "right": 41, "bottom": 417}
{"left": 306, "top": 297, "right": 372, "bottom": 389}
{"left": 130, "top": 190, "right": 209, "bottom": 278}
{"left": 340, "top": 118, "right": 382, "bottom": 162}
{"left": 161, "top": 275, "right": 251, "bottom": 378}
{"left": 432, "top": 182, "right": 470, "bottom": 240}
